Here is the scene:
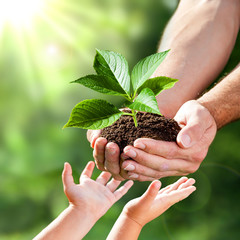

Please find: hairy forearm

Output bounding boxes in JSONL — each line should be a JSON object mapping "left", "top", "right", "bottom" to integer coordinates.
{"left": 34, "top": 205, "right": 96, "bottom": 240}
{"left": 198, "top": 64, "right": 240, "bottom": 129}
{"left": 155, "top": 0, "right": 240, "bottom": 118}
{"left": 107, "top": 213, "right": 142, "bottom": 240}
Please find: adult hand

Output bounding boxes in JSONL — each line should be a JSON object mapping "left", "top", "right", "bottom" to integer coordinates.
{"left": 120, "top": 100, "right": 217, "bottom": 181}
{"left": 87, "top": 129, "right": 124, "bottom": 180}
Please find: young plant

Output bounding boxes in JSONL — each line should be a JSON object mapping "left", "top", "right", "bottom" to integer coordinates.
{"left": 64, "top": 49, "right": 177, "bottom": 130}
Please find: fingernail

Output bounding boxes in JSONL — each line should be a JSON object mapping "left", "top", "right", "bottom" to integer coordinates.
{"left": 124, "top": 164, "right": 135, "bottom": 171}
{"left": 180, "top": 134, "right": 191, "bottom": 148}
{"left": 154, "top": 181, "right": 161, "bottom": 189}
{"left": 124, "top": 149, "right": 136, "bottom": 158}
{"left": 134, "top": 142, "right": 146, "bottom": 150}
{"left": 129, "top": 173, "right": 139, "bottom": 179}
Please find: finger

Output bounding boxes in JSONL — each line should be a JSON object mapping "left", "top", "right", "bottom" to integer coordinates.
{"left": 140, "top": 180, "right": 162, "bottom": 202}
{"left": 161, "top": 177, "right": 189, "bottom": 194}
{"left": 93, "top": 137, "right": 108, "bottom": 171}
{"left": 106, "top": 178, "right": 121, "bottom": 192}
{"left": 114, "top": 180, "right": 134, "bottom": 202}
{"left": 80, "top": 161, "right": 95, "bottom": 182}
{"left": 62, "top": 162, "right": 75, "bottom": 190}
{"left": 122, "top": 147, "right": 191, "bottom": 174}
{"left": 159, "top": 184, "right": 172, "bottom": 194}
{"left": 128, "top": 174, "right": 157, "bottom": 182}
{"left": 119, "top": 158, "right": 130, "bottom": 180}
{"left": 133, "top": 138, "right": 185, "bottom": 159}
{"left": 121, "top": 159, "right": 183, "bottom": 180}
{"left": 105, "top": 142, "right": 121, "bottom": 176}
{"left": 168, "top": 185, "right": 196, "bottom": 203}
{"left": 96, "top": 171, "right": 112, "bottom": 185}
{"left": 87, "top": 130, "right": 101, "bottom": 148}
{"left": 178, "top": 178, "right": 196, "bottom": 190}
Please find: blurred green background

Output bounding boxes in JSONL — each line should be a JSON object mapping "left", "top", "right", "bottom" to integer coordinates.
{"left": 0, "top": 0, "right": 240, "bottom": 239}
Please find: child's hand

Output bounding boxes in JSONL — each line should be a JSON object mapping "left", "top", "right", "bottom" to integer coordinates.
{"left": 62, "top": 161, "right": 133, "bottom": 222}
{"left": 122, "top": 177, "right": 196, "bottom": 227}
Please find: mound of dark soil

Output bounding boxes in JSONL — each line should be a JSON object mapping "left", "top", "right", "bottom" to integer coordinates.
{"left": 100, "top": 111, "right": 181, "bottom": 152}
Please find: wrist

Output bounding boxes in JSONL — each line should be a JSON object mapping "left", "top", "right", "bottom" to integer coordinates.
{"left": 121, "top": 209, "right": 145, "bottom": 229}
{"left": 68, "top": 204, "right": 97, "bottom": 225}
{"left": 197, "top": 97, "right": 219, "bottom": 129}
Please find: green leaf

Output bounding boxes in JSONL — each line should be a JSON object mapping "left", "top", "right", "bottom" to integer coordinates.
{"left": 128, "top": 88, "right": 161, "bottom": 115}
{"left": 131, "top": 50, "right": 169, "bottom": 94}
{"left": 137, "top": 76, "right": 178, "bottom": 96}
{"left": 72, "top": 75, "right": 127, "bottom": 96}
{"left": 64, "top": 99, "right": 123, "bottom": 130}
{"left": 94, "top": 49, "right": 131, "bottom": 97}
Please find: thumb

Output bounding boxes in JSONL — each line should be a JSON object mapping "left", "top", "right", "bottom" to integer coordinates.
{"left": 140, "top": 180, "right": 161, "bottom": 203}
{"left": 62, "top": 162, "right": 74, "bottom": 191}
{"left": 177, "top": 118, "right": 206, "bottom": 149}
{"left": 87, "top": 130, "right": 101, "bottom": 148}
{"left": 174, "top": 100, "right": 215, "bottom": 149}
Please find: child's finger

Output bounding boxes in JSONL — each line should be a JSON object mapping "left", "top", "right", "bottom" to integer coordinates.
{"left": 114, "top": 180, "right": 134, "bottom": 202}
{"left": 140, "top": 180, "right": 162, "bottom": 203}
{"left": 158, "top": 184, "right": 172, "bottom": 194}
{"left": 80, "top": 161, "right": 95, "bottom": 182}
{"left": 62, "top": 162, "right": 74, "bottom": 190}
{"left": 106, "top": 178, "right": 121, "bottom": 192}
{"left": 96, "top": 171, "right": 112, "bottom": 185}
{"left": 168, "top": 185, "right": 196, "bottom": 204}
{"left": 161, "top": 177, "right": 188, "bottom": 194}
{"left": 178, "top": 178, "right": 195, "bottom": 190}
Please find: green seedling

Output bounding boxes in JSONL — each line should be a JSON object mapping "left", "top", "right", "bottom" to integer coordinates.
{"left": 64, "top": 49, "right": 178, "bottom": 130}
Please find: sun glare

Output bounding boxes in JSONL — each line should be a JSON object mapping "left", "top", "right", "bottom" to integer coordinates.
{"left": 0, "top": 0, "right": 45, "bottom": 27}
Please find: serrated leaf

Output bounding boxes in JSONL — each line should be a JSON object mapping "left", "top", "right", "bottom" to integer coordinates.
{"left": 137, "top": 76, "right": 178, "bottom": 96}
{"left": 94, "top": 49, "right": 131, "bottom": 97}
{"left": 64, "top": 99, "right": 123, "bottom": 130}
{"left": 72, "top": 75, "right": 127, "bottom": 96}
{"left": 131, "top": 50, "right": 169, "bottom": 94}
{"left": 128, "top": 88, "right": 161, "bottom": 115}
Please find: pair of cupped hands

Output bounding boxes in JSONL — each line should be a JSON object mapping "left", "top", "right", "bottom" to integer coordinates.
{"left": 87, "top": 100, "right": 217, "bottom": 181}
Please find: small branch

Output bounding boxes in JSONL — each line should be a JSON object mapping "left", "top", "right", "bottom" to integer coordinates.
{"left": 122, "top": 110, "right": 138, "bottom": 127}
{"left": 132, "top": 109, "right": 138, "bottom": 127}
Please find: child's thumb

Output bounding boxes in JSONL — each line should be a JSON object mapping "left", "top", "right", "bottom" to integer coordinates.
{"left": 141, "top": 180, "right": 161, "bottom": 202}
{"left": 62, "top": 162, "right": 74, "bottom": 190}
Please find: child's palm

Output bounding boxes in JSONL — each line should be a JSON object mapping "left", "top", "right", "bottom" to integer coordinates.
{"left": 124, "top": 177, "right": 196, "bottom": 226}
{"left": 62, "top": 162, "right": 133, "bottom": 220}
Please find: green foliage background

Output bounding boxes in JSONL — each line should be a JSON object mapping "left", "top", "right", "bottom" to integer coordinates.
{"left": 0, "top": 0, "right": 239, "bottom": 239}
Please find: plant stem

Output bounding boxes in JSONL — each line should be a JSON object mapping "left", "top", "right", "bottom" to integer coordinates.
{"left": 132, "top": 109, "right": 138, "bottom": 127}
